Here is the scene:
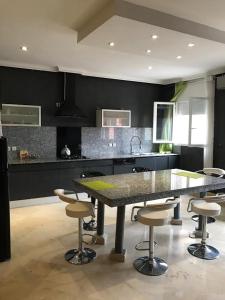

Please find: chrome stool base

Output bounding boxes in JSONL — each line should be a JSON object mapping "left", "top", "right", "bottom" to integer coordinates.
{"left": 65, "top": 248, "right": 96, "bottom": 265}
{"left": 133, "top": 256, "right": 168, "bottom": 276}
{"left": 187, "top": 243, "right": 219, "bottom": 260}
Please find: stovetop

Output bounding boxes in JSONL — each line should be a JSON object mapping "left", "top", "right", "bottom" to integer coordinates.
{"left": 59, "top": 154, "right": 87, "bottom": 160}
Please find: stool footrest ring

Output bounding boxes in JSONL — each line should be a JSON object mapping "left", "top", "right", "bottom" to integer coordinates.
{"left": 135, "top": 240, "right": 157, "bottom": 251}
{"left": 82, "top": 233, "right": 97, "bottom": 245}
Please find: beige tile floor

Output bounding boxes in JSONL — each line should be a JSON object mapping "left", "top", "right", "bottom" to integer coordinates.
{"left": 1, "top": 196, "right": 225, "bottom": 300}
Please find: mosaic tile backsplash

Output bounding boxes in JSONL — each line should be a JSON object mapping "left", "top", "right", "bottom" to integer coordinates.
{"left": 3, "top": 126, "right": 56, "bottom": 160}
{"left": 3, "top": 126, "right": 153, "bottom": 160}
{"left": 81, "top": 127, "right": 153, "bottom": 157}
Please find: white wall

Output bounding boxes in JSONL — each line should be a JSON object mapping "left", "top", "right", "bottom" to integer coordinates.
{"left": 177, "top": 77, "right": 215, "bottom": 167}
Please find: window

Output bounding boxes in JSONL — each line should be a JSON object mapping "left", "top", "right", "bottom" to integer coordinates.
{"left": 174, "top": 97, "right": 207, "bottom": 146}
{"left": 153, "top": 102, "right": 175, "bottom": 143}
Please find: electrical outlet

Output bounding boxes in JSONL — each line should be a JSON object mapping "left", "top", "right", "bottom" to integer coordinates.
{"left": 12, "top": 146, "right": 18, "bottom": 151}
{"left": 108, "top": 143, "right": 113, "bottom": 147}
{"left": 112, "top": 142, "right": 116, "bottom": 147}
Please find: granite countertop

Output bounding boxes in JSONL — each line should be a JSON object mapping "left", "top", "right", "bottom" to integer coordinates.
{"left": 73, "top": 169, "right": 225, "bottom": 207}
{"left": 9, "top": 152, "right": 178, "bottom": 165}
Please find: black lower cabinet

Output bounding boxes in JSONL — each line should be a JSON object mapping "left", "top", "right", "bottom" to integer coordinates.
{"left": 134, "top": 157, "right": 155, "bottom": 170}
{"left": 113, "top": 158, "right": 136, "bottom": 174}
{"left": 8, "top": 155, "right": 179, "bottom": 200}
{"left": 9, "top": 160, "right": 113, "bottom": 200}
{"left": 113, "top": 156, "right": 179, "bottom": 174}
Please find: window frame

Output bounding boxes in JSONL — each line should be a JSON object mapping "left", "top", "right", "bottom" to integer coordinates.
{"left": 174, "top": 97, "right": 208, "bottom": 147}
{"left": 153, "top": 101, "right": 175, "bottom": 144}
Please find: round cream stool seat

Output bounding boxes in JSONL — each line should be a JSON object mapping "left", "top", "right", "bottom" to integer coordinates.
{"left": 191, "top": 200, "right": 221, "bottom": 217}
{"left": 137, "top": 208, "right": 170, "bottom": 226}
{"left": 66, "top": 203, "right": 94, "bottom": 219}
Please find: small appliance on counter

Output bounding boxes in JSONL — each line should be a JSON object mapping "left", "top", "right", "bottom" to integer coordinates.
{"left": 60, "top": 145, "right": 71, "bottom": 159}
{"left": 57, "top": 127, "right": 87, "bottom": 160}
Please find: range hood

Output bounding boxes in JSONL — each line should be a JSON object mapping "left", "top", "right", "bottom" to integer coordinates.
{"left": 55, "top": 73, "right": 86, "bottom": 118}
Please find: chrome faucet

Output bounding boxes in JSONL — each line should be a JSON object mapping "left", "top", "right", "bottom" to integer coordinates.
{"left": 130, "top": 136, "right": 142, "bottom": 154}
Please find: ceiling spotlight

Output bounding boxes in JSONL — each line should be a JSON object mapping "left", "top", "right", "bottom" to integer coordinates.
{"left": 146, "top": 49, "right": 151, "bottom": 54}
{"left": 152, "top": 35, "right": 158, "bottom": 40}
{"left": 108, "top": 42, "right": 115, "bottom": 47}
{"left": 148, "top": 66, "right": 153, "bottom": 70}
{"left": 20, "top": 46, "right": 28, "bottom": 52}
{"left": 176, "top": 55, "right": 182, "bottom": 59}
{"left": 188, "top": 43, "right": 195, "bottom": 47}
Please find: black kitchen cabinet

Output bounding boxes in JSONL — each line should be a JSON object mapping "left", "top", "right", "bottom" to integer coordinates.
{"left": 0, "top": 67, "right": 174, "bottom": 127}
{"left": 9, "top": 164, "right": 61, "bottom": 200}
{"left": 214, "top": 84, "right": 225, "bottom": 169}
{"left": 113, "top": 155, "right": 179, "bottom": 175}
{"left": 8, "top": 155, "right": 179, "bottom": 200}
{"left": 134, "top": 157, "right": 155, "bottom": 170}
{"left": 9, "top": 160, "right": 113, "bottom": 200}
{"left": 113, "top": 158, "right": 137, "bottom": 174}
{"left": 168, "top": 155, "right": 180, "bottom": 169}
{"left": 154, "top": 156, "right": 168, "bottom": 170}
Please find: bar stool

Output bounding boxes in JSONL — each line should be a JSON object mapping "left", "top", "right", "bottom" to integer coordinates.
{"left": 187, "top": 194, "right": 225, "bottom": 260}
{"left": 134, "top": 199, "right": 180, "bottom": 276}
{"left": 54, "top": 189, "right": 96, "bottom": 264}
{"left": 130, "top": 167, "right": 153, "bottom": 222}
{"left": 189, "top": 168, "right": 225, "bottom": 238}
{"left": 80, "top": 171, "right": 105, "bottom": 231}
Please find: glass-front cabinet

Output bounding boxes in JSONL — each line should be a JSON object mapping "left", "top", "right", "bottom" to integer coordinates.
{"left": 153, "top": 102, "right": 175, "bottom": 143}
{"left": 96, "top": 109, "right": 131, "bottom": 127}
{"left": 0, "top": 104, "right": 41, "bottom": 127}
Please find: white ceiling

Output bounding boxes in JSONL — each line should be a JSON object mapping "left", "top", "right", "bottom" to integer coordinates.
{"left": 1, "top": 0, "right": 225, "bottom": 84}
{"left": 128, "top": 0, "right": 225, "bottom": 31}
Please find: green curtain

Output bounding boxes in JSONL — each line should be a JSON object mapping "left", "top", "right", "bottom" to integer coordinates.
{"left": 159, "top": 81, "right": 187, "bottom": 153}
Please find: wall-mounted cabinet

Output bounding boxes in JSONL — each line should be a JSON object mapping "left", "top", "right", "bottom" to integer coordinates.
{"left": 0, "top": 104, "right": 41, "bottom": 127}
{"left": 96, "top": 109, "right": 131, "bottom": 127}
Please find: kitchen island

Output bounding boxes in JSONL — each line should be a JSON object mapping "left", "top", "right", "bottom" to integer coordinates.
{"left": 73, "top": 169, "right": 225, "bottom": 262}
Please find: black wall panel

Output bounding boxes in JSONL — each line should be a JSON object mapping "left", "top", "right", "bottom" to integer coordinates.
{"left": 0, "top": 66, "right": 174, "bottom": 127}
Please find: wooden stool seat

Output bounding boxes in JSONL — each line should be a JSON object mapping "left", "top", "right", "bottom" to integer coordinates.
{"left": 137, "top": 208, "right": 170, "bottom": 226}
{"left": 65, "top": 202, "right": 94, "bottom": 219}
{"left": 191, "top": 200, "right": 221, "bottom": 217}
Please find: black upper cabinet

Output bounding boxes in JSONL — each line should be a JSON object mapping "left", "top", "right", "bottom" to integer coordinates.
{"left": 76, "top": 75, "right": 163, "bottom": 127}
{"left": 0, "top": 66, "right": 174, "bottom": 127}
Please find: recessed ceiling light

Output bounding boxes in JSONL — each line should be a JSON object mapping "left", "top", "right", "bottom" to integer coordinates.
{"left": 20, "top": 46, "right": 28, "bottom": 52}
{"left": 152, "top": 35, "right": 158, "bottom": 40}
{"left": 188, "top": 43, "right": 195, "bottom": 47}
{"left": 176, "top": 55, "right": 182, "bottom": 59}
{"left": 108, "top": 42, "right": 115, "bottom": 47}
{"left": 146, "top": 49, "right": 151, "bottom": 54}
{"left": 148, "top": 66, "right": 152, "bottom": 70}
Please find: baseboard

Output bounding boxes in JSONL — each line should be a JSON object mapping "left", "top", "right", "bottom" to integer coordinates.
{"left": 10, "top": 192, "right": 88, "bottom": 208}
